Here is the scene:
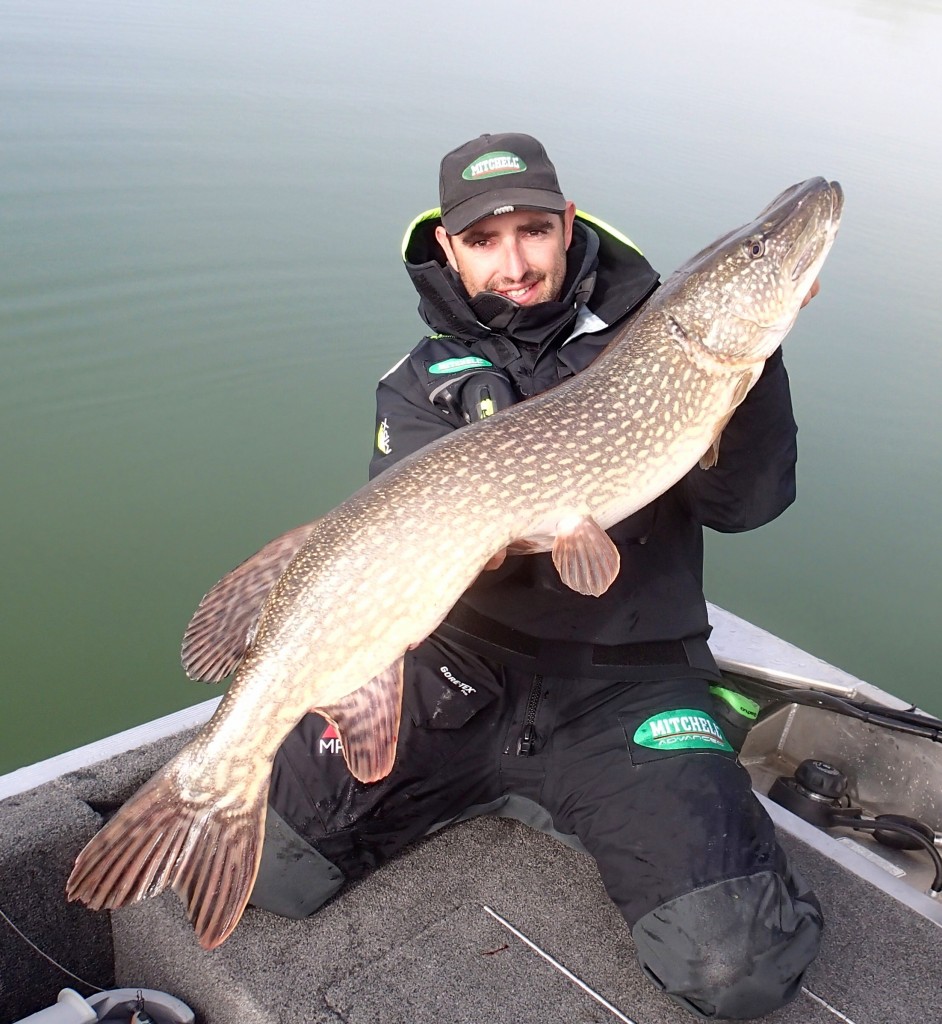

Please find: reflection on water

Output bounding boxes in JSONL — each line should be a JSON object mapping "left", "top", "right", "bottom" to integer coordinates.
{"left": 1, "top": 0, "right": 941, "bottom": 772}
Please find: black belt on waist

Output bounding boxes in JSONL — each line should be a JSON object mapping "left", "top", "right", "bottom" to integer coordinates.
{"left": 437, "top": 603, "right": 720, "bottom": 681}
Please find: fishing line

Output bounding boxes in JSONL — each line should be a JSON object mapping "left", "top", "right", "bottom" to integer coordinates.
{"left": 483, "top": 905, "right": 638, "bottom": 1024}
{"left": 0, "top": 904, "right": 106, "bottom": 993}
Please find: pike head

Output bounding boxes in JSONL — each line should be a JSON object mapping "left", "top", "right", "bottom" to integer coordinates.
{"left": 661, "top": 177, "right": 844, "bottom": 370}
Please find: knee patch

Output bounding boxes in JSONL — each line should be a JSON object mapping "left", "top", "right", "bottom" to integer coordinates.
{"left": 249, "top": 807, "right": 345, "bottom": 919}
{"left": 631, "top": 870, "right": 823, "bottom": 1020}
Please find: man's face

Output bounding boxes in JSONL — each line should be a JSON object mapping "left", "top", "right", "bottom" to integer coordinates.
{"left": 435, "top": 202, "right": 576, "bottom": 307}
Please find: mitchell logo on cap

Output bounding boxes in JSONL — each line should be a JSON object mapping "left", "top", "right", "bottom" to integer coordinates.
{"left": 462, "top": 151, "right": 526, "bottom": 180}
{"left": 439, "top": 132, "right": 566, "bottom": 235}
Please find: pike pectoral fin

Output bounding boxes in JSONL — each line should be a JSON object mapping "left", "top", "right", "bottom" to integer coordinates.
{"left": 181, "top": 520, "right": 321, "bottom": 682}
{"left": 699, "top": 438, "right": 722, "bottom": 470}
{"left": 551, "top": 515, "right": 620, "bottom": 597}
{"left": 698, "top": 371, "right": 755, "bottom": 470}
{"left": 316, "top": 657, "right": 404, "bottom": 784}
{"left": 66, "top": 764, "right": 267, "bottom": 950}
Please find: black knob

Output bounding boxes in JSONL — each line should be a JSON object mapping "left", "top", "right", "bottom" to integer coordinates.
{"left": 795, "top": 759, "right": 848, "bottom": 800}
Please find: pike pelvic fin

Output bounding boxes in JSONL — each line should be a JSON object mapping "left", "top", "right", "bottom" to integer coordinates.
{"left": 316, "top": 656, "right": 404, "bottom": 783}
{"left": 66, "top": 767, "right": 267, "bottom": 950}
{"left": 551, "top": 515, "right": 620, "bottom": 597}
{"left": 181, "top": 520, "right": 320, "bottom": 682}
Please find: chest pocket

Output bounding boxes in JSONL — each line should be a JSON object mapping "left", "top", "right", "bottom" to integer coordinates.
{"left": 411, "top": 345, "right": 520, "bottom": 424}
{"left": 430, "top": 367, "right": 519, "bottom": 423}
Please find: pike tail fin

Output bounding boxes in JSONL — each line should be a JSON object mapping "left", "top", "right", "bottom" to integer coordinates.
{"left": 66, "top": 767, "right": 267, "bottom": 950}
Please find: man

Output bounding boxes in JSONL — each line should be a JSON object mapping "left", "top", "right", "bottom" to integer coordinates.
{"left": 255, "top": 133, "right": 823, "bottom": 1020}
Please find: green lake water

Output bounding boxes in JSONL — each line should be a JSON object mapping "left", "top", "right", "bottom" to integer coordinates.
{"left": 2, "top": 0, "right": 941, "bottom": 773}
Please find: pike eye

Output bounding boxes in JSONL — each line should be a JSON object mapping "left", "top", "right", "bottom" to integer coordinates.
{"left": 744, "top": 238, "right": 765, "bottom": 259}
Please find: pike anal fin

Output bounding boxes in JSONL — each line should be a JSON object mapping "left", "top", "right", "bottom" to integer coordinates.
{"left": 66, "top": 766, "right": 267, "bottom": 950}
{"left": 316, "top": 657, "right": 405, "bottom": 784}
{"left": 551, "top": 514, "right": 620, "bottom": 597}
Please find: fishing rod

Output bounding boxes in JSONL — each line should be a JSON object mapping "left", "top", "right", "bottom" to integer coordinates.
{"left": 727, "top": 673, "right": 942, "bottom": 742}
{"left": 777, "top": 687, "right": 942, "bottom": 742}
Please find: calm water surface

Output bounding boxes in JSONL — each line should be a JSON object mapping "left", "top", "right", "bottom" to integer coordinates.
{"left": 2, "top": 0, "right": 941, "bottom": 772}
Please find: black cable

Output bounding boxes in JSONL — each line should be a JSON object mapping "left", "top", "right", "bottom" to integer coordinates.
{"left": 830, "top": 815, "right": 942, "bottom": 893}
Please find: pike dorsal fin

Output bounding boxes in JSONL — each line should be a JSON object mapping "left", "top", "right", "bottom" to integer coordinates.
{"left": 181, "top": 521, "right": 320, "bottom": 682}
{"left": 315, "top": 657, "right": 404, "bottom": 783}
{"left": 551, "top": 514, "right": 621, "bottom": 597}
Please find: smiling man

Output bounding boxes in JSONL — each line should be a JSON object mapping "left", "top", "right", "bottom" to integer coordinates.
{"left": 432, "top": 137, "right": 576, "bottom": 309}
{"left": 437, "top": 206, "right": 574, "bottom": 306}
{"left": 258, "top": 133, "right": 823, "bottom": 1021}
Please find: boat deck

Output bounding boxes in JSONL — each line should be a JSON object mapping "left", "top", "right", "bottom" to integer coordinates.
{"left": 2, "top": 724, "right": 940, "bottom": 1024}
{"left": 4, "top": 604, "right": 941, "bottom": 1022}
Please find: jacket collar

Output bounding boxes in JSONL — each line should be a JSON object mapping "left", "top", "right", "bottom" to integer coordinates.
{"left": 402, "top": 209, "right": 659, "bottom": 351}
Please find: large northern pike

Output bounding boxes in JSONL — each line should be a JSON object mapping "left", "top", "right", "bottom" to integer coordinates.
{"left": 67, "top": 177, "right": 843, "bottom": 949}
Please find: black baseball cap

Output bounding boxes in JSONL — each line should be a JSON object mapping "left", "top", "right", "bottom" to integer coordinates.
{"left": 438, "top": 132, "right": 567, "bottom": 235}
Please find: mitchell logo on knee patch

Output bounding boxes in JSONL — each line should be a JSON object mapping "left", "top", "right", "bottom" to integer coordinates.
{"left": 632, "top": 709, "right": 733, "bottom": 754}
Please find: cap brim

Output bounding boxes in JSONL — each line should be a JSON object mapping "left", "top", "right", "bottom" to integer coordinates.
{"left": 441, "top": 188, "right": 567, "bottom": 235}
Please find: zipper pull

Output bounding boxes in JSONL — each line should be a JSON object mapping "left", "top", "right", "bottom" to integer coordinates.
{"left": 517, "top": 724, "right": 537, "bottom": 757}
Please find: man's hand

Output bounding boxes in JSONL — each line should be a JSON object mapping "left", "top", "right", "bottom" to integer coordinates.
{"left": 800, "top": 277, "right": 821, "bottom": 308}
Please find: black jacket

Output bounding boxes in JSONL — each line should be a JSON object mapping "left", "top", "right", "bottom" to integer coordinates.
{"left": 368, "top": 212, "right": 798, "bottom": 663}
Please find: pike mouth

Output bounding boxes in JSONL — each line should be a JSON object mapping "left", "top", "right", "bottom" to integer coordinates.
{"left": 789, "top": 180, "right": 843, "bottom": 283}
{"left": 829, "top": 180, "right": 845, "bottom": 216}
{"left": 790, "top": 239, "right": 820, "bottom": 282}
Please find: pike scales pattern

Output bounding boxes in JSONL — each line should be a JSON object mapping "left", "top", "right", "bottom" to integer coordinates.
{"left": 67, "top": 177, "right": 843, "bottom": 949}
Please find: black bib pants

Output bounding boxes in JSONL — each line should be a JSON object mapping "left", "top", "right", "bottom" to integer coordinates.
{"left": 254, "top": 633, "right": 822, "bottom": 1021}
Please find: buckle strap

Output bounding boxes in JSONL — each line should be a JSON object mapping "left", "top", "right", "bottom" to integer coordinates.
{"left": 438, "top": 604, "right": 719, "bottom": 681}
